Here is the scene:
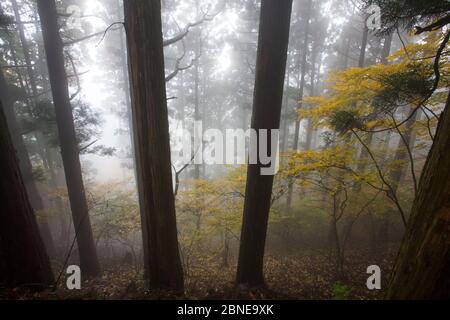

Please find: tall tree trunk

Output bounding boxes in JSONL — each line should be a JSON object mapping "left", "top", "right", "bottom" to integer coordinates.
{"left": 342, "top": 34, "right": 351, "bottom": 69}
{"left": 37, "top": 0, "right": 100, "bottom": 278}
{"left": 352, "top": 15, "right": 372, "bottom": 176}
{"left": 292, "top": 0, "right": 312, "bottom": 151}
{"left": 381, "top": 33, "right": 393, "bottom": 65}
{"left": 0, "top": 98, "right": 54, "bottom": 289}
{"left": 304, "top": 39, "right": 319, "bottom": 151}
{"left": 11, "top": 0, "right": 39, "bottom": 98}
{"left": 193, "top": 0, "right": 202, "bottom": 180}
{"left": 236, "top": 0, "right": 293, "bottom": 287}
{"left": 11, "top": 0, "right": 55, "bottom": 256}
{"left": 358, "top": 17, "right": 369, "bottom": 68}
{"left": 386, "top": 91, "right": 450, "bottom": 299}
{"left": 280, "top": 64, "right": 291, "bottom": 152}
{"left": 124, "top": 0, "right": 184, "bottom": 292}
{"left": 287, "top": 0, "right": 311, "bottom": 212}
{"left": 116, "top": 0, "right": 135, "bottom": 175}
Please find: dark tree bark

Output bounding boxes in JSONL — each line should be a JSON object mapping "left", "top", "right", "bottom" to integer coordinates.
{"left": 236, "top": 0, "right": 293, "bottom": 287}
{"left": 0, "top": 98, "right": 54, "bottom": 289}
{"left": 37, "top": 0, "right": 100, "bottom": 278}
{"left": 386, "top": 91, "right": 450, "bottom": 299}
{"left": 124, "top": 0, "right": 184, "bottom": 292}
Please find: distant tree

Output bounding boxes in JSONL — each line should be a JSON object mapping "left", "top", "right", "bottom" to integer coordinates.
{"left": 124, "top": 0, "right": 184, "bottom": 292}
{"left": 236, "top": 0, "right": 293, "bottom": 288}
{"left": 286, "top": 0, "right": 312, "bottom": 212}
{"left": 292, "top": 0, "right": 312, "bottom": 151}
{"left": 37, "top": 0, "right": 100, "bottom": 278}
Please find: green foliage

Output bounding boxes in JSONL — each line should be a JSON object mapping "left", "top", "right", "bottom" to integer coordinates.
{"left": 88, "top": 182, "right": 140, "bottom": 248}
{"left": 329, "top": 110, "right": 363, "bottom": 134}
{"left": 371, "top": 62, "right": 435, "bottom": 117}
{"left": 332, "top": 281, "right": 351, "bottom": 300}
{"left": 15, "top": 98, "right": 116, "bottom": 156}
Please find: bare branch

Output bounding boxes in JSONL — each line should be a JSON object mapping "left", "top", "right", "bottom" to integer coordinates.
{"left": 63, "top": 23, "right": 123, "bottom": 47}
{"left": 415, "top": 14, "right": 450, "bottom": 34}
{"left": 165, "top": 39, "right": 202, "bottom": 82}
{"left": 163, "top": 6, "right": 220, "bottom": 47}
{"left": 363, "top": 30, "right": 450, "bottom": 134}
{"left": 351, "top": 129, "right": 407, "bottom": 226}
{"left": 79, "top": 139, "right": 98, "bottom": 153}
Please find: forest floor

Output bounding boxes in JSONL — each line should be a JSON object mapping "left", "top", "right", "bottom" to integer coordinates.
{"left": 0, "top": 248, "right": 396, "bottom": 300}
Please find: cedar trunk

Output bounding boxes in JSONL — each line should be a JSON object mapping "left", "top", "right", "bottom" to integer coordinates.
{"left": 287, "top": 0, "right": 311, "bottom": 212}
{"left": 37, "top": 0, "right": 100, "bottom": 277}
{"left": 386, "top": 91, "right": 450, "bottom": 299}
{"left": 0, "top": 99, "right": 54, "bottom": 288}
{"left": 236, "top": 0, "right": 293, "bottom": 287}
{"left": 124, "top": 0, "right": 184, "bottom": 292}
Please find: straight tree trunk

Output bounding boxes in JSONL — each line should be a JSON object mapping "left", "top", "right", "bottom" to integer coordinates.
{"left": 358, "top": 18, "right": 369, "bottom": 68}
{"left": 10, "top": 0, "right": 55, "bottom": 256}
{"left": 124, "top": 0, "right": 184, "bottom": 292}
{"left": 386, "top": 91, "right": 450, "bottom": 299}
{"left": 193, "top": 0, "right": 202, "bottom": 180}
{"left": 287, "top": 0, "right": 311, "bottom": 212}
{"left": 310, "top": 52, "right": 323, "bottom": 148}
{"left": 11, "top": 0, "right": 38, "bottom": 98}
{"left": 381, "top": 33, "right": 393, "bottom": 65}
{"left": 292, "top": 0, "right": 312, "bottom": 151}
{"left": 116, "top": 0, "right": 135, "bottom": 171}
{"left": 37, "top": 0, "right": 100, "bottom": 278}
{"left": 236, "top": 0, "right": 293, "bottom": 287}
{"left": 280, "top": 64, "right": 291, "bottom": 152}
{"left": 304, "top": 39, "right": 319, "bottom": 151}
{"left": 342, "top": 34, "right": 351, "bottom": 69}
{"left": 0, "top": 98, "right": 54, "bottom": 289}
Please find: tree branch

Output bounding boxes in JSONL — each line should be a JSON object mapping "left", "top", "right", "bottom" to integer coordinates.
{"left": 163, "top": 7, "right": 220, "bottom": 47}
{"left": 63, "top": 23, "right": 123, "bottom": 46}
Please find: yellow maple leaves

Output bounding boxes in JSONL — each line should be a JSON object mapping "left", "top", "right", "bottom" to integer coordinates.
{"left": 300, "top": 30, "right": 449, "bottom": 131}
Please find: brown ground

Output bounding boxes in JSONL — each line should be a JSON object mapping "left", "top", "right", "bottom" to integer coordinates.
{"left": 0, "top": 248, "right": 396, "bottom": 300}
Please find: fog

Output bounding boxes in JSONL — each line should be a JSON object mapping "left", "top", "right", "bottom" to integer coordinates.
{"left": 1, "top": 0, "right": 447, "bottom": 299}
